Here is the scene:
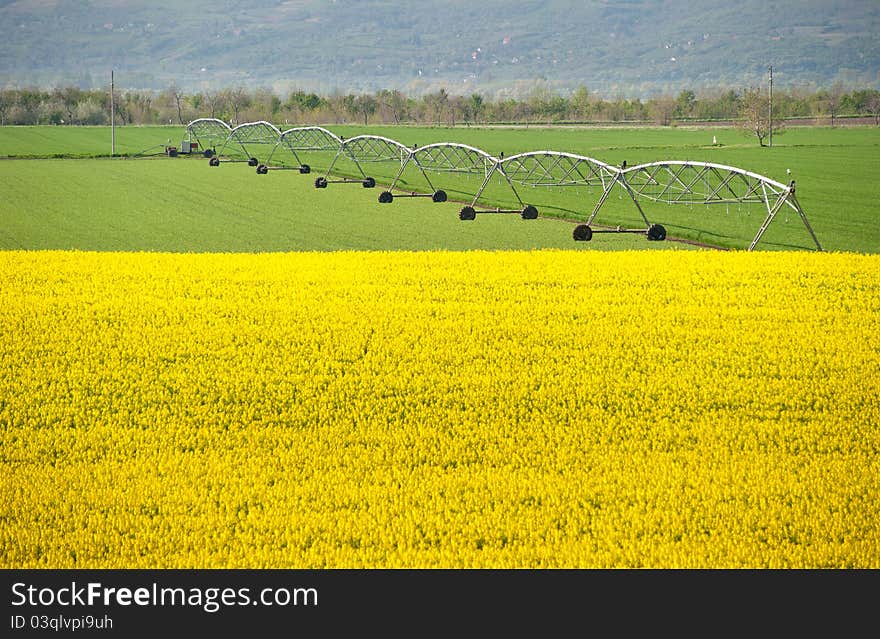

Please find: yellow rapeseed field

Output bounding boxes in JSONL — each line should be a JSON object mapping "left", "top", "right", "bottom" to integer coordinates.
{"left": 1, "top": 249, "right": 878, "bottom": 568}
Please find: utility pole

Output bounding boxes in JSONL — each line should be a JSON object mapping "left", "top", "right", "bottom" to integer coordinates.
{"left": 110, "top": 70, "right": 115, "bottom": 156}
{"left": 768, "top": 65, "right": 773, "bottom": 148}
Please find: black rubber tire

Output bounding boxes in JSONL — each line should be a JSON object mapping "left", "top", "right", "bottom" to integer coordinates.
{"left": 459, "top": 206, "right": 476, "bottom": 221}
{"left": 521, "top": 205, "right": 538, "bottom": 220}
{"left": 314, "top": 177, "right": 328, "bottom": 189}
{"left": 299, "top": 164, "right": 311, "bottom": 174}
{"left": 209, "top": 157, "right": 220, "bottom": 167}
{"left": 362, "top": 177, "right": 376, "bottom": 188}
{"left": 248, "top": 157, "right": 259, "bottom": 167}
{"left": 168, "top": 148, "right": 178, "bottom": 157}
{"left": 256, "top": 164, "right": 268, "bottom": 174}
{"left": 647, "top": 223, "right": 667, "bottom": 241}
{"left": 573, "top": 224, "right": 593, "bottom": 242}
{"left": 378, "top": 191, "right": 394, "bottom": 204}
{"left": 432, "top": 190, "right": 448, "bottom": 203}
{"left": 204, "top": 149, "right": 214, "bottom": 158}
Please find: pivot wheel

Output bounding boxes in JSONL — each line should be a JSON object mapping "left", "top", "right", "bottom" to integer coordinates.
{"left": 459, "top": 206, "right": 476, "bottom": 221}
{"left": 362, "top": 177, "right": 376, "bottom": 188}
{"left": 432, "top": 190, "right": 447, "bottom": 203}
{"left": 573, "top": 224, "right": 593, "bottom": 242}
{"left": 647, "top": 223, "right": 667, "bottom": 241}
{"left": 256, "top": 164, "right": 268, "bottom": 175}
{"left": 299, "top": 164, "right": 311, "bottom": 174}
{"left": 521, "top": 205, "right": 538, "bottom": 220}
{"left": 209, "top": 156, "right": 220, "bottom": 167}
{"left": 314, "top": 177, "right": 328, "bottom": 189}
{"left": 378, "top": 191, "right": 394, "bottom": 204}
{"left": 203, "top": 149, "right": 214, "bottom": 158}
{"left": 247, "top": 157, "right": 259, "bottom": 167}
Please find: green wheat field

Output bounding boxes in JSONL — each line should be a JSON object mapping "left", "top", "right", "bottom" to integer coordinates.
{"left": 0, "top": 124, "right": 877, "bottom": 253}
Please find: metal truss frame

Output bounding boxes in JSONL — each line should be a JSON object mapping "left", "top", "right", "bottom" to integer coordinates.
{"left": 494, "top": 151, "right": 626, "bottom": 215}
{"left": 213, "top": 121, "right": 282, "bottom": 166}
{"left": 456, "top": 150, "right": 629, "bottom": 221}
{"left": 185, "top": 118, "right": 232, "bottom": 155}
{"left": 379, "top": 142, "right": 498, "bottom": 203}
{"left": 259, "top": 126, "right": 344, "bottom": 174}
{"left": 316, "top": 135, "right": 416, "bottom": 188}
{"left": 617, "top": 161, "right": 822, "bottom": 251}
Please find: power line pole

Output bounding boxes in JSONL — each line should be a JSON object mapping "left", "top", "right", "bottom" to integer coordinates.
{"left": 111, "top": 70, "right": 116, "bottom": 156}
{"left": 768, "top": 65, "right": 773, "bottom": 148}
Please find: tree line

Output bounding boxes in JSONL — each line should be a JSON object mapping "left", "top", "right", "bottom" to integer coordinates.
{"left": 1, "top": 84, "right": 878, "bottom": 132}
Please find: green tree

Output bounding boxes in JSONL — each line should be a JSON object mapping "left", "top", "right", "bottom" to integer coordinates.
{"left": 675, "top": 89, "right": 696, "bottom": 118}
{"left": 423, "top": 89, "right": 449, "bottom": 125}
{"left": 0, "top": 91, "right": 13, "bottom": 125}
{"left": 467, "top": 93, "right": 484, "bottom": 124}
{"left": 569, "top": 86, "right": 592, "bottom": 121}
{"left": 16, "top": 89, "right": 45, "bottom": 125}
{"left": 353, "top": 94, "right": 378, "bottom": 126}
{"left": 52, "top": 87, "right": 84, "bottom": 124}
{"left": 287, "top": 90, "right": 325, "bottom": 113}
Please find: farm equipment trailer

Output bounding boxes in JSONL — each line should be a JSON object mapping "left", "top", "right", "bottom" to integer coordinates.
{"left": 137, "top": 139, "right": 216, "bottom": 159}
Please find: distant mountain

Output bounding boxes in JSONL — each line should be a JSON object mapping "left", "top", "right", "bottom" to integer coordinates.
{"left": 1, "top": 0, "right": 877, "bottom": 97}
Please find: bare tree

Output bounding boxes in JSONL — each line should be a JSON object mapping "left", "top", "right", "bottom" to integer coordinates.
{"left": 222, "top": 87, "right": 251, "bottom": 126}
{"left": 447, "top": 95, "right": 464, "bottom": 126}
{"left": 866, "top": 92, "right": 880, "bottom": 126}
{"left": 423, "top": 88, "right": 448, "bottom": 125}
{"left": 327, "top": 91, "right": 348, "bottom": 125}
{"left": 171, "top": 84, "right": 186, "bottom": 125}
{"left": 821, "top": 81, "right": 845, "bottom": 127}
{"left": 648, "top": 95, "right": 677, "bottom": 126}
{"left": 202, "top": 91, "right": 226, "bottom": 120}
{"left": 739, "top": 87, "right": 784, "bottom": 146}
{"left": 378, "top": 89, "right": 409, "bottom": 124}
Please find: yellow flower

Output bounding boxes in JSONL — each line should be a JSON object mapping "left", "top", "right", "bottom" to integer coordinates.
{"left": 1, "top": 249, "right": 878, "bottom": 568}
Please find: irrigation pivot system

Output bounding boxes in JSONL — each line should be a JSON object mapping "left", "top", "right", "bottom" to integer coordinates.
{"left": 380, "top": 142, "right": 500, "bottom": 205}
{"left": 614, "top": 160, "right": 821, "bottom": 251}
{"left": 182, "top": 118, "right": 231, "bottom": 158}
{"left": 313, "top": 134, "right": 419, "bottom": 190}
{"left": 208, "top": 121, "right": 281, "bottom": 167}
{"left": 178, "top": 119, "right": 823, "bottom": 251}
{"left": 136, "top": 117, "right": 228, "bottom": 158}
{"left": 256, "top": 126, "right": 344, "bottom": 175}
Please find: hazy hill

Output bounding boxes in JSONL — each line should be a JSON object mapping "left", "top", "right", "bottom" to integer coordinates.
{"left": 1, "top": 0, "right": 877, "bottom": 97}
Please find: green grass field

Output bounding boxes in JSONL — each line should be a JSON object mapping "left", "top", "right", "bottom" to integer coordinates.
{"left": 4, "top": 157, "right": 682, "bottom": 252}
{"left": 0, "top": 124, "right": 877, "bottom": 253}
